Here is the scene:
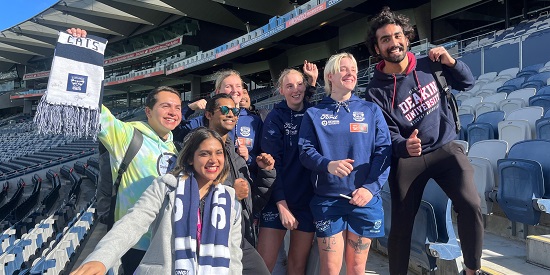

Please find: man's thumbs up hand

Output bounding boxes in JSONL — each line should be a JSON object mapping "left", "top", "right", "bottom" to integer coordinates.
{"left": 406, "top": 129, "right": 422, "bottom": 156}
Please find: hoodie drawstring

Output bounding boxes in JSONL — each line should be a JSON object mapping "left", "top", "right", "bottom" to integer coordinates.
{"left": 391, "top": 74, "right": 397, "bottom": 112}
{"left": 335, "top": 100, "right": 350, "bottom": 113}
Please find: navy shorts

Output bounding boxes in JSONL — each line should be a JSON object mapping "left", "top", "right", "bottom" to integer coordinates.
{"left": 259, "top": 203, "right": 315, "bottom": 232}
{"left": 310, "top": 194, "right": 384, "bottom": 238}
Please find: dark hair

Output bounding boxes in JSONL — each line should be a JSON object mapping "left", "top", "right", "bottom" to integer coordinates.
{"left": 242, "top": 82, "right": 248, "bottom": 90}
{"left": 365, "top": 6, "right": 416, "bottom": 56}
{"left": 145, "top": 86, "right": 180, "bottom": 109}
{"left": 171, "top": 127, "right": 229, "bottom": 184}
{"left": 202, "top": 93, "right": 233, "bottom": 126}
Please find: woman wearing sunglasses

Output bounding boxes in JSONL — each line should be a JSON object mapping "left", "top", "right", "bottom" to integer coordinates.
{"left": 71, "top": 127, "right": 243, "bottom": 275}
{"left": 256, "top": 61, "right": 318, "bottom": 274}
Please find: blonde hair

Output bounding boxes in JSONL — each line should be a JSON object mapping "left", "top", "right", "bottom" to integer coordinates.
{"left": 276, "top": 68, "right": 306, "bottom": 94}
{"left": 214, "top": 69, "right": 241, "bottom": 93}
{"left": 323, "top": 52, "right": 358, "bottom": 95}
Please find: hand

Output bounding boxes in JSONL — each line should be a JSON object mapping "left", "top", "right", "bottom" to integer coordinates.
{"left": 276, "top": 201, "right": 298, "bottom": 230}
{"left": 406, "top": 129, "right": 422, "bottom": 156}
{"left": 256, "top": 153, "right": 275, "bottom": 170}
{"left": 66, "top": 28, "right": 87, "bottom": 38}
{"left": 188, "top": 99, "right": 207, "bottom": 111}
{"left": 234, "top": 178, "right": 249, "bottom": 200}
{"left": 69, "top": 261, "right": 106, "bottom": 275}
{"left": 236, "top": 140, "right": 249, "bottom": 161}
{"left": 303, "top": 60, "right": 318, "bottom": 87}
{"left": 350, "top": 188, "right": 373, "bottom": 207}
{"left": 428, "top": 46, "right": 456, "bottom": 67}
{"left": 328, "top": 159, "right": 354, "bottom": 178}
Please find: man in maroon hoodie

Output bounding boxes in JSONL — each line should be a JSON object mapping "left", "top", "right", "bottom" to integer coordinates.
{"left": 364, "top": 7, "right": 483, "bottom": 275}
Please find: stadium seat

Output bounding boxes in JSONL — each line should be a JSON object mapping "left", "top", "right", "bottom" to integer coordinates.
{"left": 477, "top": 71, "right": 497, "bottom": 83}
{"left": 496, "top": 77, "right": 525, "bottom": 93}
{"left": 477, "top": 80, "right": 506, "bottom": 95}
{"left": 498, "top": 98, "right": 525, "bottom": 114}
{"left": 469, "top": 139, "right": 508, "bottom": 195}
{"left": 536, "top": 85, "right": 550, "bottom": 95}
{"left": 495, "top": 67, "right": 520, "bottom": 82}
{"left": 458, "top": 105, "right": 474, "bottom": 116}
{"left": 536, "top": 117, "right": 550, "bottom": 140}
{"left": 474, "top": 93, "right": 507, "bottom": 116}
{"left": 529, "top": 94, "right": 550, "bottom": 113}
{"left": 460, "top": 96, "right": 483, "bottom": 109}
{"left": 467, "top": 110, "right": 505, "bottom": 145}
{"left": 521, "top": 71, "right": 550, "bottom": 90}
{"left": 459, "top": 114, "right": 475, "bottom": 140}
{"left": 455, "top": 91, "right": 474, "bottom": 102}
{"left": 474, "top": 102, "right": 498, "bottom": 117}
{"left": 497, "top": 140, "right": 550, "bottom": 225}
{"left": 517, "top": 63, "right": 545, "bottom": 78}
{"left": 453, "top": 139, "right": 469, "bottom": 153}
{"left": 506, "top": 106, "right": 544, "bottom": 137}
{"left": 508, "top": 87, "right": 537, "bottom": 102}
{"left": 498, "top": 120, "right": 531, "bottom": 147}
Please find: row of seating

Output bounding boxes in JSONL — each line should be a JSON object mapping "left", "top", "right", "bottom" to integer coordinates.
{"left": 0, "top": 155, "right": 100, "bottom": 275}
{"left": 459, "top": 106, "right": 550, "bottom": 147}
{"left": 468, "top": 139, "right": 550, "bottom": 225}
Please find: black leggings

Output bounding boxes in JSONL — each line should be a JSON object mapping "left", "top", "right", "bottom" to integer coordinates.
{"left": 387, "top": 141, "right": 483, "bottom": 274}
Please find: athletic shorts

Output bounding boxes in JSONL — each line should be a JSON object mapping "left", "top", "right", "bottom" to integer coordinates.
{"left": 259, "top": 203, "right": 315, "bottom": 232}
{"left": 309, "top": 194, "right": 384, "bottom": 238}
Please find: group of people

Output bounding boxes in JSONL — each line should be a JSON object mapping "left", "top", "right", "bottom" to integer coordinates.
{"left": 69, "top": 6, "right": 483, "bottom": 275}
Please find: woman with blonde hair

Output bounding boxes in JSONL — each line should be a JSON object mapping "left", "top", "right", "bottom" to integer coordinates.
{"left": 257, "top": 61, "right": 317, "bottom": 274}
{"left": 298, "top": 53, "right": 392, "bottom": 275}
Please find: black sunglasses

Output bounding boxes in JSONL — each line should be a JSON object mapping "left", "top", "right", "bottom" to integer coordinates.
{"left": 217, "top": 106, "right": 240, "bottom": 116}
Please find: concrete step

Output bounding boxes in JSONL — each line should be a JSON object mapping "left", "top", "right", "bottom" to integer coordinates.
{"left": 526, "top": 234, "right": 550, "bottom": 270}
{"left": 368, "top": 231, "right": 550, "bottom": 275}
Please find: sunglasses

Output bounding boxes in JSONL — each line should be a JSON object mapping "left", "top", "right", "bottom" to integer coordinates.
{"left": 217, "top": 106, "right": 240, "bottom": 116}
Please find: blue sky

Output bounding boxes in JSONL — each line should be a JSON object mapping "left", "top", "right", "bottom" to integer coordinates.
{"left": 0, "top": 0, "right": 59, "bottom": 31}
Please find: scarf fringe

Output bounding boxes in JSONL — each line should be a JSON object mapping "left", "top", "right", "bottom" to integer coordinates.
{"left": 34, "top": 94, "right": 99, "bottom": 140}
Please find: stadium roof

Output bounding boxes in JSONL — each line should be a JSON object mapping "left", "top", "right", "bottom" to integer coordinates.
{"left": 0, "top": 0, "right": 305, "bottom": 72}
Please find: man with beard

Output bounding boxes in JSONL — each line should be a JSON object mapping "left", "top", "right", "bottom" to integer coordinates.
{"left": 363, "top": 7, "right": 483, "bottom": 275}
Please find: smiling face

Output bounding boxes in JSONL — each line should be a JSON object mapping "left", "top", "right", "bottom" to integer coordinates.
{"left": 375, "top": 23, "right": 409, "bottom": 64}
{"left": 145, "top": 91, "right": 182, "bottom": 139}
{"left": 216, "top": 74, "right": 243, "bottom": 106}
{"left": 279, "top": 70, "right": 305, "bottom": 111}
{"left": 192, "top": 137, "right": 224, "bottom": 186}
{"left": 328, "top": 57, "right": 357, "bottom": 94}
{"left": 239, "top": 89, "right": 251, "bottom": 109}
{"left": 206, "top": 97, "right": 238, "bottom": 136}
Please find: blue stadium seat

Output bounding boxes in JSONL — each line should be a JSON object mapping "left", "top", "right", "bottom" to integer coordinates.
{"left": 467, "top": 110, "right": 505, "bottom": 145}
{"left": 536, "top": 85, "right": 550, "bottom": 95}
{"left": 529, "top": 94, "right": 550, "bottom": 113}
{"left": 536, "top": 118, "right": 550, "bottom": 140}
{"left": 496, "top": 77, "right": 525, "bottom": 93}
{"left": 517, "top": 63, "right": 545, "bottom": 78}
{"left": 521, "top": 71, "right": 550, "bottom": 90}
{"left": 459, "top": 113, "right": 475, "bottom": 141}
{"left": 497, "top": 140, "right": 550, "bottom": 225}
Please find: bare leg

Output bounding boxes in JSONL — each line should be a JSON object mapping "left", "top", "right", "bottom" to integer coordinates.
{"left": 344, "top": 231, "right": 372, "bottom": 275}
{"left": 257, "top": 227, "right": 287, "bottom": 272}
{"left": 287, "top": 230, "right": 315, "bottom": 275}
{"left": 317, "top": 231, "right": 345, "bottom": 275}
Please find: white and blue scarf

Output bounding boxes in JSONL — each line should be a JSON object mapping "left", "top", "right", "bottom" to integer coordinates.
{"left": 34, "top": 32, "right": 107, "bottom": 138}
{"left": 174, "top": 173, "right": 232, "bottom": 275}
